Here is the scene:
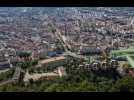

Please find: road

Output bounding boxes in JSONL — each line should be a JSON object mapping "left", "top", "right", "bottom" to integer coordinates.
{"left": 52, "top": 24, "right": 88, "bottom": 61}
{"left": 0, "top": 79, "right": 14, "bottom": 86}
{"left": 63, "top": 51, "right": 88, "bottom": 60}
{"left": 23, "top": 67, "right": 66, "bottom": 82}
{"left": 57, "top": 31, "right": 72, "bottom": 51}
{"left": 12, "top": 67, "right": 21, "bottom": 80}
{"left": 54, "top": 30, "right": 71, "bottom": 52}
{"left": 0, "top": 69, "right": 10, "bottom": 74}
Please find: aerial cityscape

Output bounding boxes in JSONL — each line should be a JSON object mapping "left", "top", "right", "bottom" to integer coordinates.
{"left": 0, "top": 7, "right": 134, "bottom": 92}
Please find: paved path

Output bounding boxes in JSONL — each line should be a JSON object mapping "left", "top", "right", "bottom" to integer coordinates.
{"left": 23, "top": 67, "right": 66, "bottom": 82}
{"left": 0, "top": 69, "right": 10, "bottom": 74}
{"left": 0, "top": 67, "right": 21, "bottom": 86}
{"left": 0, "top": 79, "right": 14, "bottom": 86}
{"left": 63, "top": 51, "right": 88, "bottom": 60}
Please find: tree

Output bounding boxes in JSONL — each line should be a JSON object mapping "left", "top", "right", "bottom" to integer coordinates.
{"left": 39, "top": 81, "right": 52, "bottom": 91}
{"left": 95, "top": 77, "right": 114, "bottom": 92}
{"left": 0, "top": 84, "right": 25, "bottom": 92}
{"left": 0, "top": 84, "right": 12, "bottom": 92}
{"left": 21, "top": 62, "right": 30, "bottom": 69}
{"left": 31, "top": 60, "right": 38, "bottom": 66}
{"left": 87, "top": 56, "right": 90, "bottom": 63}
{"left": 44, "top": 83, "right": 64, "bottom": 92}
{"left": 18, "top": 52, "right": 31, "bottom": 58}
{"left": 110, "top": 76, "right": 134, "bottom": 92}
{"left": 29, "top": 79, "right": 34, "bottom": 84}
{"left": 74, "top": 80, "right": 97, "bottom": 92}
{"left": 0, "top": 69, "right": 14, "bottom": 81}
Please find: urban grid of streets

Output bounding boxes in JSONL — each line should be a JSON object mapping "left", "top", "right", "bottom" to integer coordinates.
{"left": 0, "top": 7, "right": 134, "bottom": 86}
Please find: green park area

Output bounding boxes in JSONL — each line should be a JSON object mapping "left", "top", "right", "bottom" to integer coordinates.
{"left": 110, "top": 48, "right": 134, "bottom": 68}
